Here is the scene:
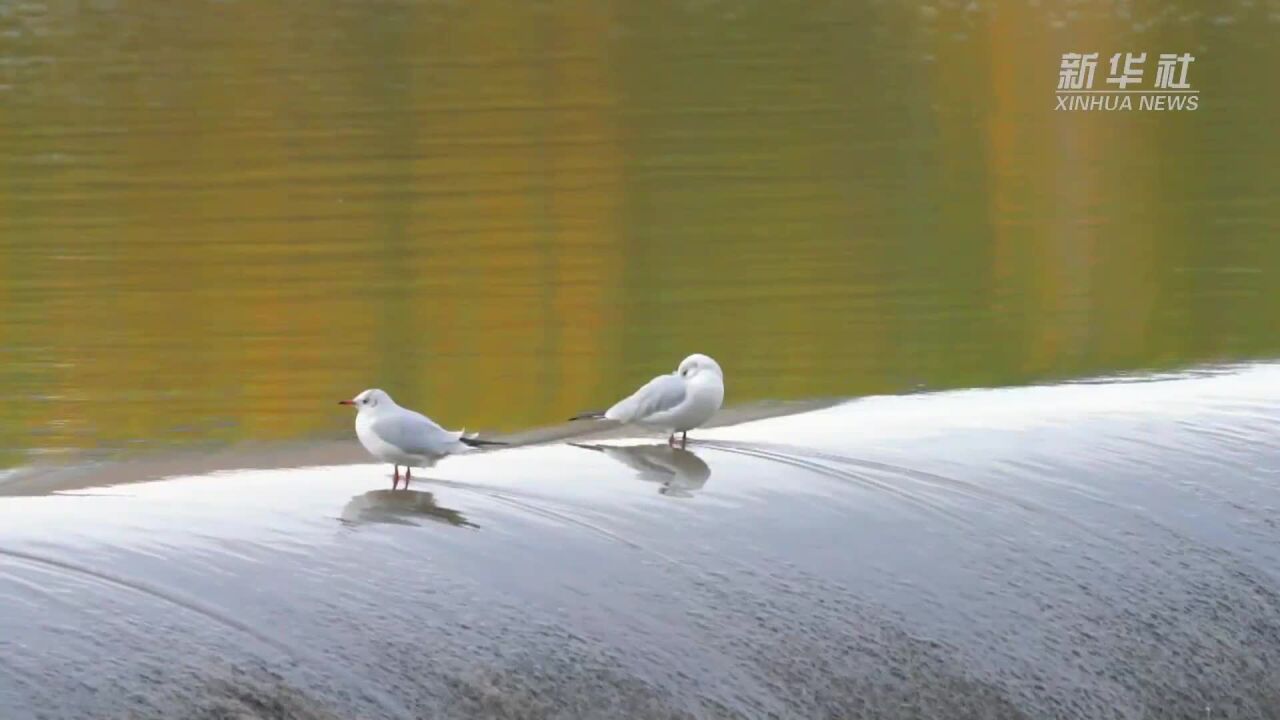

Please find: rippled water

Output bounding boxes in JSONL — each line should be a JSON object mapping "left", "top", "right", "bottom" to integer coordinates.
{"left": 1, "top": 1, "right": 1279, "bottom": 463}
{"left": 2, "top": 366, "right": 1280, "bottom": 718}
{"left": 2, "top": 1, "right": 1280, "bottom": 718}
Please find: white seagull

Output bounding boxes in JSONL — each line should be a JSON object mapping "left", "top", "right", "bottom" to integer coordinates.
{"left": 339, "top": 388, "right": 501, "bottom": 489}
{"left": 570, "top": 353, "right": 725, "bottom": 447}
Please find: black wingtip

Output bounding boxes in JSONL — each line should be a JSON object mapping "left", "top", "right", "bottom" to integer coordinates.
{"left": 460, "top": 436, "right": 506, "bottom": 448}
{"left": 569, "top": 411, "right": 606, "bottom": 421}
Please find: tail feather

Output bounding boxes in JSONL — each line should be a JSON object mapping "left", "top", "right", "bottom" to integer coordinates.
{"left": 459, "top": 434, "right": 506, "bottom": 448}
{"left": 569, "top": 410, "right": 607, "bottom": 421}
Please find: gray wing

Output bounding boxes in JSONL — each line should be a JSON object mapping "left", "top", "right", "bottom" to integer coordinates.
{"left": 605, "top": 373, "right": 686, "bottom": 423}
{"left": 371, "top": 409, "right": 460, "bottom": 456}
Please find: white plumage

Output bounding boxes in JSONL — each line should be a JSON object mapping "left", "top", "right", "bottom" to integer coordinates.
{"left": 340, "top": 388, "right": 486, "bottom": 489}
{"left": 572, "top": 353, "right": 725, "bottom": 446}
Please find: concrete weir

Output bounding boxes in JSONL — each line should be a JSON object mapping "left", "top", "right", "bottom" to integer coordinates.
{"left": 2, "top": 366, "right": 1279, "bottom": 719}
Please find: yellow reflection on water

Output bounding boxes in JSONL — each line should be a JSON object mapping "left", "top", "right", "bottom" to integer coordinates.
{"left": 0, "top": 1, "right": 1277, "bottom": 459}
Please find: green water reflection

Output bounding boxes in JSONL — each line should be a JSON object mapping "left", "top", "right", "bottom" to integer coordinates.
{"left": 0, "top": 1, "right": 1277, "bottom": 459}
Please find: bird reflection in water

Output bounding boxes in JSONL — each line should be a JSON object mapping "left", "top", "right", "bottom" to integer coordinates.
{"left": 571, "top": 443, "right": 711, "bottom": 498}
{"left": 340, "top": 489, "right": 478, "bottom": 529}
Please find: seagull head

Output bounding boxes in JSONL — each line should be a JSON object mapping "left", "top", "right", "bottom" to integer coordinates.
{"left": 338, "top": 388, "right": 393, "bottom": 411}
{"left": 677, "top": 354, "right": 723, "bottom": 381}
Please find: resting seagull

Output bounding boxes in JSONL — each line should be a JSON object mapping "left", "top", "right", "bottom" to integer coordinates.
{"left": 339, "top": 388, "right": 501, "bottom": 489}
{"left": 570, "top": 354, "right": 725, "bottom": 447}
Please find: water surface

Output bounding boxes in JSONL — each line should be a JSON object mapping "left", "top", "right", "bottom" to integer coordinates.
{"left": 0, "top": 0, "right": 1278, "bottom": 461}
{"left": 2, "top": 4, "right": 1279, "bottom": 717}
{"left": 2, "top": 366, "right": 1280, "bottom": 718}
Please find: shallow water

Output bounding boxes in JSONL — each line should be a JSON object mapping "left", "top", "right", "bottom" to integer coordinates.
{"left": 3, "top": 365, "right": 1280, "bottom": 718}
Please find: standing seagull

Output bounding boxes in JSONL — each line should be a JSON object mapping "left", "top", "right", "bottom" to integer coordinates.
{"left": 570, "top": 354, "right": 725, "bottom": 447}
{"left": 339, "top": 388, "right": 501, "bottom": 489}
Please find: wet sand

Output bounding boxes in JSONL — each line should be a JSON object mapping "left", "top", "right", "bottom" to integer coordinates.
{"left": 2, "top": 368, "right": 1280, "bottom": 719}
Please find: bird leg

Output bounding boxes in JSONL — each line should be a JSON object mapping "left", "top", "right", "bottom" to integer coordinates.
{"left": 667, "top": 433, "right": 676, "bottom": 447}
{"left": 404, "top": 466, "right": 412, "bottom": 488}
{"left": 392, "top": 465, "right": 401, "bottom": 490}
{"left": 680, "top": 431, "right": 688, "bottom": 449}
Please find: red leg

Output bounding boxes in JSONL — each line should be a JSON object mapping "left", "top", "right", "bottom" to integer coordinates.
{"left": 405, "top": 466, "right": 412, "bottom": 488}
{"left": 681, "top": 431, "right": 688, "bottom": 449}
{"left": 392, "top": 465, "right": 401, "bottom": 490}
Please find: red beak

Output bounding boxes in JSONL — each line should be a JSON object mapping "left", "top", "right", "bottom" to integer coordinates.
{"left": 338, "top": 400, "right": 355, "bottom": 405}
